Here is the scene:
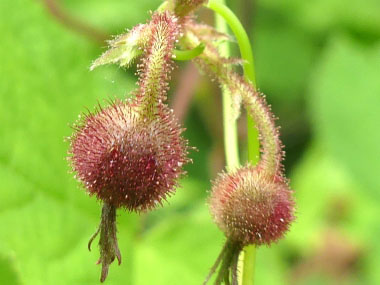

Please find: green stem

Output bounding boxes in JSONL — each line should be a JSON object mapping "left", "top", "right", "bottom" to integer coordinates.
{"left": 207, "top": 0, "right": 256, "bottom": 86}
{"left": 214, "top": 0, "right": 240, "bottom": 171}
{"left": 241, "top": 245, "right": 256, "bottom": 285}
{"left": 206, "top": 1, "right": 259, "bottom": 284}
{"left": 173, "top": 44, "right": 205, "bottom": 61}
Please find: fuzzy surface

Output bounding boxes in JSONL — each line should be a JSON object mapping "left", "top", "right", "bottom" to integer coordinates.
{"left": 210, "top": 165, "right": 295, "bottom": 246}
{"left": 69, "top": 100, "right": 189, "bottom": 212}
{"left": 136, "top": 11, "right": 180, "bottom": 115}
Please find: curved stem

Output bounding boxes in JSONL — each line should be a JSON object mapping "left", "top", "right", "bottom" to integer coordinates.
{"left": 206, "top": 0, "right": 256, "bottom": 86}
{"left": 206, "top": 1, "right": 259, "bottom": 285}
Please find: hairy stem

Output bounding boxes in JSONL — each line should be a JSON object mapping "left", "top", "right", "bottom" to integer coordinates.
{"left": 137, "top": 12, "right": 179, "bottom": 118}
{"left": 206, "top": 1, "right": 258, "bottom": 284}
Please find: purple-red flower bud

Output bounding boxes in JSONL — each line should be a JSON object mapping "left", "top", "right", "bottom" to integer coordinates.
{"left": 210, "top": 165, "right": 295, "bottom": 246}
{"left": 68, "top": 100, "right": 189, "bottom": 212}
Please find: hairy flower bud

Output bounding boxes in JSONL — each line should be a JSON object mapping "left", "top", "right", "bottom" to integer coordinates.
{"left": 69, "top": 100, "right": 189, "bottom": 212}
{"left": 71, "top": 10, "right": 188, "bottom": 281}
{"left": 210, "top": 165, "right": 295, "bottom": 246}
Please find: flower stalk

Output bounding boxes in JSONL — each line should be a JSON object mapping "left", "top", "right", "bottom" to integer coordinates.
{"left": 135, "top": 11, "right": 180, "bottom": 118}
{"left": 206, "top": 1, "right": 259, "bottom": 284}
{"left": 69, "top": 8, "right": 191, "bottom": 282}
{"left": 67, "top": 1, "right": 295, "bottom": 283}
{"left": 213, "top": 0, "right": 240, "bottom": 172}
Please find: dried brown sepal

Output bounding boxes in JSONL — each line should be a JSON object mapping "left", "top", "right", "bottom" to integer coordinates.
{"left": 88, "top": 203, "right": 121, "bottom": 283}
{"left": 203, "top": 240, "right": 242, "bottom": 285}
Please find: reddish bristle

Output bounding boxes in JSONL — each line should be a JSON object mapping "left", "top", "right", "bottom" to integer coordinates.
{"left": 136, "top": 11, "right": 180, "bottom": 114}
{"left": 68, "top": 100, "right": 189, "bottom": 212}
{"left": 209, "top": 165, "right": 295, "bottom": 246}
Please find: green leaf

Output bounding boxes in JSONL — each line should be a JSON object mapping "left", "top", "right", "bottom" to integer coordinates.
{"left": 134, "top": 204, "right": 224, "bottom": 284}
{"left": 64, "top": 0, "right": 161, "bottom": 32}
{"left": 257, "top": 0, "right": 380, "bottom": 38}
{"left": 254, "top": 23, "right": 316, "bottom": 102}
{"left": 294, "top": 0, "right": 380, "bottom": 37}
{"left": 288, "top": 144, "right": 380, "bottom": 284}
{"left": 308, "top": 35, "right": 380, "bottom": 199}
{"left": 0, "top": 0, "right": 138, "bottom": 283}
{"left": 0, "top": 254, "right": 20, "bottom": 285}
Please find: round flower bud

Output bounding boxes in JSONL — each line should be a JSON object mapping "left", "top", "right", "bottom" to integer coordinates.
{"left": 68, "top": 100, "right": 189, "bottom": 212}
{"left": 209, "top": 165, "right": 295, "bottom": 246}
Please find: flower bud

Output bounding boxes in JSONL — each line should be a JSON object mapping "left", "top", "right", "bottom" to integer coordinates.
{"left": 209, "top": 165, "right": 295, "bottom": 246}
{"left": 69, "top": 100, "right": 189, "bottom": 212}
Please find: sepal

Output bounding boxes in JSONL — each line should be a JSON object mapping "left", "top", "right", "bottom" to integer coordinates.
{"left": 90, "top": 24, "right": 150, "bottom": 70}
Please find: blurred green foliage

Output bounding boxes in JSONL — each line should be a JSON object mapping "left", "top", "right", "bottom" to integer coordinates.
{"left": 0, "top": 0, "right": 379, "bottom": 284}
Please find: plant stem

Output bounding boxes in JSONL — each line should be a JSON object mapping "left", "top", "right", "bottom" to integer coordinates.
{"left": 173, "top": 44, "right": 205, "bottom": 61}
{"left": 206, "top": 1, "right": 259, "bottom": 284}
{"left": 207, "top": 1, "right": 256, "bottom": 84}
{"left": 214, "top": 0, "right": 240, "bottom": 171}
{"left": 241, "top": 245, "right": 256, "bottom": 285}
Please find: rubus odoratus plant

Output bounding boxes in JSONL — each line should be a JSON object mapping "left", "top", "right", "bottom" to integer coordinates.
{"left": 67, "top": 0, "right": 295, "bottom": 283}
{"left": 68, "top": 11, "right": 191, "bottom": 282}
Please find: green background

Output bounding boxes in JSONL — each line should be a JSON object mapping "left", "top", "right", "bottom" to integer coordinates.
{"left": 1, "top": 0, "right": 380, "bottom": 284}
